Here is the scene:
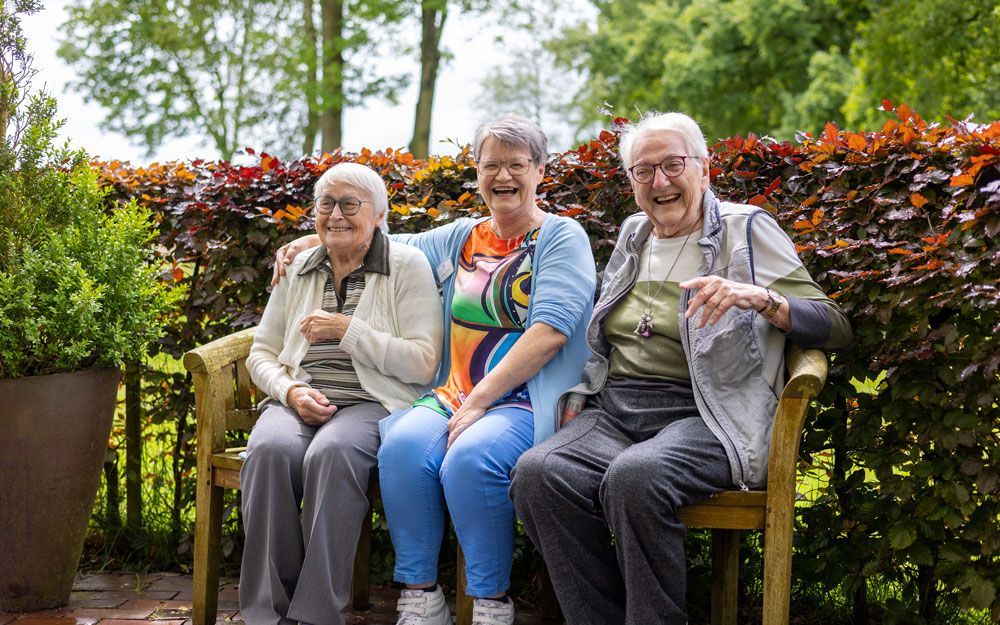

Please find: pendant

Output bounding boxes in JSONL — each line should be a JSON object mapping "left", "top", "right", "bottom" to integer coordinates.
{"left": 634, "top": 310, "right": 653, "bottom": 338}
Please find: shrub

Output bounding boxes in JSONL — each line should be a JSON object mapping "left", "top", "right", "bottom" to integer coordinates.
{"left": 0, "top": 82, "right": 180, "bottom": 378}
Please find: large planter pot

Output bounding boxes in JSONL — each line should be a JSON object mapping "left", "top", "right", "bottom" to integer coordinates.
{"left": 0, "top": 367, "right": 121, "bottom": 612}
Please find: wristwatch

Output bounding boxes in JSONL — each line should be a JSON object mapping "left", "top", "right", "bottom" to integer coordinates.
{"left": 759, "top": 288, "right": 783, "bottom": 320}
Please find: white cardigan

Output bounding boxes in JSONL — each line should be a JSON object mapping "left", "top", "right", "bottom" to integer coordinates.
{"left": 247, "top": 242, "right": 443, "bottom": 413}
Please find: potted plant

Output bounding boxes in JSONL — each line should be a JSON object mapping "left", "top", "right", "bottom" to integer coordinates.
{"left": 0, "top": 2, "right": 180, "bottom": 611}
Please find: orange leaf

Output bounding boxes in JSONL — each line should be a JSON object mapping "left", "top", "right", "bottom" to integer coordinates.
{"left": 261, "top": 155, "right": 275, "bottom": 173}
{"left": 846, "top": 133, "right": 867, "bottom": 152}
{"left": 835, "top": 239, "right": 850, "bottom": 248}
{"left": 172, "top": 267, "right": 184, "bottom": 282}
{"left": 888, "top": 248, "right": 914, "bottom": 256}
{"left": 823, "top": 122, "right": 840, "bottom": 144}
{"left": 748, "top": 194, "right": 767, "bottom": 207}
{"left": 910, "top": 193, "right": 928, "bottom": 208}
{"left": 811, "top": 208, "right": 825, "bottom": 225}
{"left": 793, "top": 220, "right": 814, "bottom": 231}
{"left": 846, "top": 190, "right": 858, "bottom": 202}
{"left": 802, "top": 196, "right": 819, "bottom": 207}
{"left": 913, "top": 259, "right": 944, "bottom": 271}
{"left": 949, "top": 173, "right": 974, "bottom": 187}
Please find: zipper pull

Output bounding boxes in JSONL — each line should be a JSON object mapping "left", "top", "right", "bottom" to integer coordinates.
{"left": 738, "top": 481, "right": 749, "bottom": 492}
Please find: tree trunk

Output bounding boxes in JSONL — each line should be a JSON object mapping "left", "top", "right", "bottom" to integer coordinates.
{"left": 0, "top": 64, "right": 11, "bottom": 142}
{"left": 302, "top": 0, "right": 319, "bottom": 154}
{"left": 917, "top": 564, "right": 939, "bottom": 623}
{"left": 320, "top": 0, "right": 344, "bottom": 151}
{"left": 409, "top": 0, "right": 447, "bottom": 159}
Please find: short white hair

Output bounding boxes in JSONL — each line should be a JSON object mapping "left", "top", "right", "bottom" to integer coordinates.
{"left": 619, "top": 111, "right": 709, "bottom": 169}
{"left": 314, "top": 162, "right": 389, "bottom": 228}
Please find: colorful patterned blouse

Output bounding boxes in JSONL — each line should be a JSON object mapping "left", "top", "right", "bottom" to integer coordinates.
{"left": 415, "top": 220, "right": 539, "bottom": 416}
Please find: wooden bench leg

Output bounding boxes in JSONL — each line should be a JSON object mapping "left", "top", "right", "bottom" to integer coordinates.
{"left": 762, "top": 505, "right": 794, "bottom": 625}
{"left": 193, "top": 480, "right": 224, "bottom": 625}
{"left": 456, "top": 545, "right": 474, "bottom": 625}
{"left": 711, "top": 529, "right": 739, "bottom": 625}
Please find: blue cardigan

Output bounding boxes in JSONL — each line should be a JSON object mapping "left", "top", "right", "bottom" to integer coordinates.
{"left": 380, "top": 215, "right": 596, "bottom": 445}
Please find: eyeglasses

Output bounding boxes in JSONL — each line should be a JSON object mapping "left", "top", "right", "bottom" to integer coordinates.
{"left": 627, "top": 156, "right": 698, "bottom": 184}
{"left": 478, "top": 158, "right": 535, "bottom": 176}
{"left": 314, "top": 196, "right": 369, "bottom": 215}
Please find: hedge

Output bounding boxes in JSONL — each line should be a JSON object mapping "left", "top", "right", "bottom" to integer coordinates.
{"left": 95, "top": 102, "right": 999, "bottom": 623}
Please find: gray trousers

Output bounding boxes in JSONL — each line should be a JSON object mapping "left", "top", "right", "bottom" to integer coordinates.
{"left": 510, "top": 382, "right": 731, "bottom": 625}
{"left": 240, "top": 401, "right": 386, "bottom": 625}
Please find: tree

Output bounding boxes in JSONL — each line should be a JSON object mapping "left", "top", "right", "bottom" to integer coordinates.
{"left": 552, "top": 0, "right": 999, "bottom": 140}
{"left": 59, "top": 0, "right": 408, "bottom": 158}
{"left": 844, "top": 0, "right": 1000, "bottom": 128}
{"left": 1, "top": 0, "right": 41, "bottom": 142}
{"left": 408, "top": 0, "right": 446, "bottom": 158}
{"left": 552, "top": 0, "right": 866, "bottom": 141}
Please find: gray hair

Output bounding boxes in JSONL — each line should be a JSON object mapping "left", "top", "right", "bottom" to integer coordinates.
{"left": 473, "top": 113, "right": 549, "bottom": 164}
{"left": 314, "top": 162, "right": 389, "bottom": 231}
{"left": 619, "top": 111, "right": 709, "bottom": 169}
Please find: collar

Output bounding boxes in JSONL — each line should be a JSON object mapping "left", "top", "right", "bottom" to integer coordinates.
{"left": 298, "top": 228, "right": 390, "bottom": 276}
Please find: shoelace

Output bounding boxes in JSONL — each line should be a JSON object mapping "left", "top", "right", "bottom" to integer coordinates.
{"left": 396, "top": 594, "right": 431, "bottom": 623}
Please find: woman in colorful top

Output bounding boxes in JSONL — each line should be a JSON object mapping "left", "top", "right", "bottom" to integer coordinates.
{"left": 274, "top": 114, "right": 596, "bottom": 625}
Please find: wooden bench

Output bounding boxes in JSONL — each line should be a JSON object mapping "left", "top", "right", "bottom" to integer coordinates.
{"left": 186, "top": 328, "right": 825, "bottom": 625}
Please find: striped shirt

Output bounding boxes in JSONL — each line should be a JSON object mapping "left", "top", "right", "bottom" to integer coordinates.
{"left": 298, "top": 231, "right": 390, "bottom": 407}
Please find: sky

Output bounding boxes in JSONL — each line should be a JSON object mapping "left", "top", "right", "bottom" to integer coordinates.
{"left": 22, "top": 1, "right": 592, "bottom": 165}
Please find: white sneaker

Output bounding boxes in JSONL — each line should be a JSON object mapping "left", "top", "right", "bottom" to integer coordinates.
{"left": 395, "top": 587, "right": 453, "bottom": 625}
{"left": 471, "top": 597, "right": 515, "bottom": 625}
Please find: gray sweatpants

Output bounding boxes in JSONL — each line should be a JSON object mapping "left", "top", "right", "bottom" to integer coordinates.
{"left": 239, "top": 401, "right": 386, "bottom": 625}
{"left": 510, "top": 382, "right": 731, "bottom": 625}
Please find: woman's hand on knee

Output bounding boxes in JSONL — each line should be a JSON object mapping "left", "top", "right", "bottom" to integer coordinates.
{"left": 446, "top": 402, "right": 486, "bottom": 449}
{"left": 287, "top": 386, "right": 338, "bottom": 425}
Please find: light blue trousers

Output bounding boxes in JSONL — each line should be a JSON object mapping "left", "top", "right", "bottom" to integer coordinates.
{"left": 377, "top": 404, "right": 534, "bottom": 597}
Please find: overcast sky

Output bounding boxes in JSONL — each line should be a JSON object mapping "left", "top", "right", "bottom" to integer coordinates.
{"left": 22, "top": 1, "right": 591, "bottom": 164}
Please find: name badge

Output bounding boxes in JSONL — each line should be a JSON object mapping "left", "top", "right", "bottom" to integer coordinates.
{"left": 436, "top": 258, "right": 454, "bottom": 283}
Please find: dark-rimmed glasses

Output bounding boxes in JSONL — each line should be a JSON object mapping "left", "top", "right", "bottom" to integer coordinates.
{"left": 478, "top": 158, "right": 535, "bottom": 176}
{"left": 314, "top": 196, "right": 369, "bottom": 215}
{"left": 627, "top": 156, "right": 698, "bottom": 184}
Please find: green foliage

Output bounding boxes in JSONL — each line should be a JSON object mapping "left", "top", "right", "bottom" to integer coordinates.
{"left": 57, "top": 0, "right": 409, "bottom": 158}
{"left": 92, "top": 105, "right": 998, "bottom": 621}
{"left": 0, "top": 4, "right": 181, "bottom": 378}
{"left": 551, "top": 0, "right": 999, "bottom": 141}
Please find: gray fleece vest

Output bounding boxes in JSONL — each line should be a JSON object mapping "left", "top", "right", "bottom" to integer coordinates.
{"left": 562, "top": 191, "right": 788, "bottom": 488}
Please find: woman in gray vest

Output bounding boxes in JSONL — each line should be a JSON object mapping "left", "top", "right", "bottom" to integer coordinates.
{"left": 509, "top": 111, "right": 853, "bottom": 625}
{"left": 241, "top": 162, "right": 443, "bottom": 625}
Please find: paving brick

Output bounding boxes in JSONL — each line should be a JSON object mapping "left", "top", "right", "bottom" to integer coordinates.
{"left": 5, "top": 617, "right": 99, "bottom": 625}
{"left": 66, "top": 609, "right": 156, "bottom": 621}
{"left": 99, "top": 620, "right": 185, "bottom": 625}
{"left": 72, "top": 574, "right": 136, "bottom": 592}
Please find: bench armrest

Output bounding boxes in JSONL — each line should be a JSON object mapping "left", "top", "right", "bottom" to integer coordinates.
{"left": 183, "top": 327, "right": 258, "bottom": 375}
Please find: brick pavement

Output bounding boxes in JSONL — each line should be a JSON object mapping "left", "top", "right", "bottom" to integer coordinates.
{"left": 0, "top": 572, "right": 550, "bottom": 625}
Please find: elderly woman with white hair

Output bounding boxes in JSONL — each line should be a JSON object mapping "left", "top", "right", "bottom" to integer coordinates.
{"left": 509, "top": 112, "right": 852, "bottom": 625}
{"left": 274, "top": 114, "right": 596, "bottom": 625}
{"left": 241, "top": 162, "right": 443, "bottom": 625}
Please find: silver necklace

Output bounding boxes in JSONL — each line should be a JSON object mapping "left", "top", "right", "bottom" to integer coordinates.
{"left": 634, "top": 231, "right": 694, "bottom": 338}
